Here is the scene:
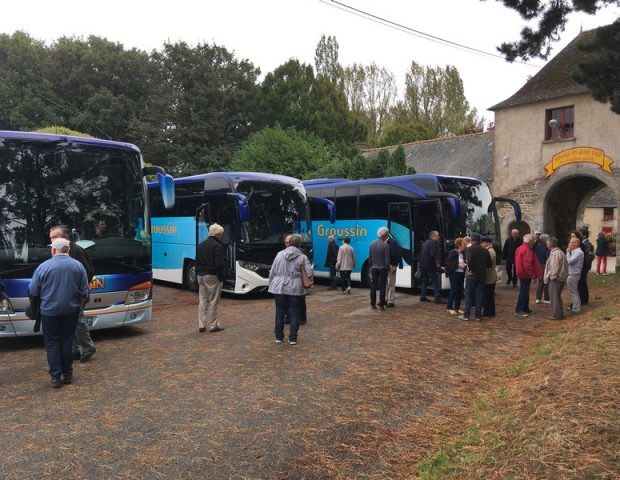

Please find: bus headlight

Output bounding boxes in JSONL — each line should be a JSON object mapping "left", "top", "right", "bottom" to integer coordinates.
{"left": 0, "top": 297, "right": 14, "bottom": 314}
{"left": 125, "top": 281, "right": 152, "bottom": 305}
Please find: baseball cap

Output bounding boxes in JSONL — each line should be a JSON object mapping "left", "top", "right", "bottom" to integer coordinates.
{"left": 49, "top": 238, "right": 71, "bottom": 250}
{"left": 480, "top": 236, "right": 493, "bottom": 243}
{"left": 534, "top": 230, "right": 542, "bottom": 235}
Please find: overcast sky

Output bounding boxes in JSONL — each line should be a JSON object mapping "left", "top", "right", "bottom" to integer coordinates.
{"left": 2, "top": 0, "right": 618, "bottom": 121}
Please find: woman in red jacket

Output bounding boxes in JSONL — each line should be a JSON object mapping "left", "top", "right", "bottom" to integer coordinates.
{"left": 514, "top": 234, "right": 541, "bottom": 317}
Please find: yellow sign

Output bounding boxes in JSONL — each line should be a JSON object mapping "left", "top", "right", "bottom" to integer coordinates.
{"left": 545, "top": 147, "right": 614, "bottom": 177}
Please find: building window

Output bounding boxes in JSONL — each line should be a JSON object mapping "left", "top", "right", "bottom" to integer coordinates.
{"left": 603, "top": 207, "right": 614, "bottom": 221}
{"left": 545, "top": 106, "right": 574, "bottom": 140}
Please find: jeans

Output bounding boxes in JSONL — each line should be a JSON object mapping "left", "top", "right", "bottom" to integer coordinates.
{"left": 447, "top": 271, "right": 464, "bottom": 310}
{"left": 482, "top": 283, "right": 496, "bottom": 316}
{"left": 73, "top": 309, "right": 95, "bottom": 355}
{"left": 516, "top": 278, "right": 532, "bottom": 313}
{"left": 340, "top": 270, "right": 352, "bottom": 291}
{"left": 578, "top": 267, "right": 590, "bottom": 305}
{"left": 274, "top": 294, "right": 303, "bottom": 342}
{"left": 370, "top": 268, "right": 388, "bottom": 306}
{"left": 420, "top": 270, "right": 440, "bottom": 301}
{"left": 329, "top": 267, "right": 338, "bottom": 289}
{"left": 41, "top": 310, "right": 80, "bottom": 380}
{"left": 463, "top": 277, "right": 484, "bottom": 319}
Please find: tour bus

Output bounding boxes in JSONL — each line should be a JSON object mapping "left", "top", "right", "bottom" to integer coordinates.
{"left": 304, "top": 174, "right": 521, "bottom": 289}
{"left": 148, "top": 172, "right": 334, "bottom": 294}
{"left": 0, "top": 130, "right": 175, "bottom": 337}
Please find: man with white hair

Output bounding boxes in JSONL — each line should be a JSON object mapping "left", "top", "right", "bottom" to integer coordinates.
{"left": 29, "top": 237, "right": 89, "bottom": 388}
{"left": 196, "top": 223, "right": 226, "bottom": 333}
{"left": 502, "top": 228, "right": 523, "bottom": 287}
{"left": 368, "top": 227, "right": 390, "bottom": 310}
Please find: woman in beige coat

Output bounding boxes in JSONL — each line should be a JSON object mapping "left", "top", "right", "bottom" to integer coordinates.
{"left": 336, "top": 236, "right": 356, "bottom": 293}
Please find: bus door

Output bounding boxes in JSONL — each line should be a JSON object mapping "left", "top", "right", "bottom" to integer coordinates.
{"left": 388, "top": 202, "right": 413, "bottom": 288}
{"left": 411, "top": 199, "right": 442, "bottom": 286}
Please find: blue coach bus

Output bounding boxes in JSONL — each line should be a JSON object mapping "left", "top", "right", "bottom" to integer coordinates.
{"left": 0, "top": 131, "right": 174, "bottom": 337}
{"left": 304, "top": 174, "right": 521, "bottom": 289}
{"left": 148, "top": 172, "right": 334, "bottom": 294}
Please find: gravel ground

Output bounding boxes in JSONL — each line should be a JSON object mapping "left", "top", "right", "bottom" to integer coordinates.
{"left": 1, "top": 281, "right": 569, "bottom": 479}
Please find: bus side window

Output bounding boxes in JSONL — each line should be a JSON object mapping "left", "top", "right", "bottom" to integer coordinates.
{"left": 335, "top": 186, "right": 358, "bottom": 220}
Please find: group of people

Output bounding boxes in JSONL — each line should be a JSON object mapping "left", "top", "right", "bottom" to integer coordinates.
{"left": 28, "top": 226, "right": 98, "bottom": 389}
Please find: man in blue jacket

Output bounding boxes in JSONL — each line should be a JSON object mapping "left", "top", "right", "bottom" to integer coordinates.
{"left": 29, "top": 237, "right": 89, "bottom": 388}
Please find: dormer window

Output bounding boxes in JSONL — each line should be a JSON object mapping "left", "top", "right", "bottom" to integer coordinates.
{"left": 545, "top": 106, "right": 574, "bottom": 140}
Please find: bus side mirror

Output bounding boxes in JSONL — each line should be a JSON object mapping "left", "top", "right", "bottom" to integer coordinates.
{"left": 309, "top": 197, "right": 336, "bottom": 224}
{"left": 227, "top": 193, "right": 249, "bottom": 222}
{"left": 157, "top": 172, "right": 175, "bottom": 210}
{"left": 494, "top": 197, "right": 522, "bottom": 221}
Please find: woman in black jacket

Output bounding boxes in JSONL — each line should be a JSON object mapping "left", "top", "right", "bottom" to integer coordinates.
{"left": 445, "top": 238, "right": 466, "bottom": 315}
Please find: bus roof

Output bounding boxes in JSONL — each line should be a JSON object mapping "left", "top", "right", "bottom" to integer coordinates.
{"left": 0, "top": 130, "right": 140, "bottom": 153}
{"left": 303, "top": 173, "right": 485, "bottom": 198}
{"left": 171, "top": 172, "right": 304, "bottom": 186}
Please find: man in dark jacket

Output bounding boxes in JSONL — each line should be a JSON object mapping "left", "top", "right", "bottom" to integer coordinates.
{"left": 325, "top": 235, "right": 339, "bottom": 290}
{"left": 502, "top": 228, "right": 522, "bottom": 287}
{"left": 196, "top": 223, "right": 226, "bottom": 333}
{"left": 461, "top": 233, "right": 491, "bottom": 321}
{"left": 50, "top": 226, "right": 96, "bottom": 363}
{"left": 578, "top": 227, "right": 594, "bottom": 305}
{"left": 419, "top": 230, "right": 443, "bottom": 304}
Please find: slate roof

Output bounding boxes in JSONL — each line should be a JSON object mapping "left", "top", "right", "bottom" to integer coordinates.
{"left": 362, "top": 131, "right": 495, "bottom": 183}
{"left": 587, "top": 186, "right": 617, "bottom": 208}
{"left": 490, "top": 29, "right": 598, "bottom": 111}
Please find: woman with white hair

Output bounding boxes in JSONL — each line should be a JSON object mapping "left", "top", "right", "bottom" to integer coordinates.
{"left": 268, "top": 234, "right": 313, "bottom": 345}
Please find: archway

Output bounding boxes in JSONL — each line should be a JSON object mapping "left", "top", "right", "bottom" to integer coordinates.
{"left": 507, "top": 220, "right": 531, "bottom": 237}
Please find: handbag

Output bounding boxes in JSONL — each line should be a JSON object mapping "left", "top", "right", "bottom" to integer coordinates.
{"left": 300, "top": 264, "right": 314, "bottom": 289}
{"left": 25, "top": 296, "right": 41, "bottom": 332}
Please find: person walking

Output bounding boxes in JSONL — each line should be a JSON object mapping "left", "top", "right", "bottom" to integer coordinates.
{"left": 325, "top": 235, "right": 339, "bottom": 290}
{"left": 534, "top": 233, "right": 551, "bottom": 305}
{"left": 578, "top": 227, "right": 594, "bottom": 305}
{"left": 481, "top": 236, "right": 497, "bottom": 317}
{"left": 29, "top": 238, "right": 89, "bottom": 388}
{"left": 566, "top": 236, "right": 584, "bottom": 315}
{"left": 543, "top": 237, "right": 569, "bottom": 320}
{"left": 368, "top": 227, "right": 390, "bottom": 310}
{"left": 268, "top": 234, "right": 313, "bottom": 345}
{"left": 514, "top": 233, "right": 541, "bottom": 317}
{"left": 49, "top": 226, "right": 97, "bottom": 363}
{"left": 595, "top": 231, "right": 609, "bottom": 275}
{"left": 419, "top": 230, "right": 443, "bottom": 304}
{"left": 502, "top": 228, "right": 522, "bottom": 287}
{"left": 445, "top": 238, "right": 466, "bottom": 315}
{"left": 336, "top": 236, "right": 355, "bottom": 294}
{"left": 386, "top": 234, "right": 403, "bottom": 307}
{"left": 460, "top": 233, "right": 491, "bottom": 321}
{"left": 196, "top": 223, "right": 226, "bottom": 333}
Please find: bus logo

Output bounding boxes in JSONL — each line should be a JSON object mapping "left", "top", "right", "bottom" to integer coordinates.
{"left": 90, "top": 277, "right": 105, "bottom": 290}
{"left": 151, "top": 225, "right": 178, "bottom": 234}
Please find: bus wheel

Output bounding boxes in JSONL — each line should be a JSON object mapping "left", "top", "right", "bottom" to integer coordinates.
{"left": 361, "top": 262, "right": 372, "bottom": 287}
{"left": 183, "top": 260, "right": 199, "bottom": 292}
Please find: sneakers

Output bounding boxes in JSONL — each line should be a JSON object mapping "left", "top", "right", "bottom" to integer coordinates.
{"left": 535, "top": 299, "right": 542, "bottom": 304}
{"left": 543, "top": 300, "right": 551, "bottom": 304}
{"left": 275, "top": 339, "right": 283, "bottom": 344}
{"left": 51, "top": 378, "right": 63, "bottom": 389}
{"left": 458, "top": 309, "right": 465, "bottom": 315}
{"left": 515, "top": 311, "right": 529, "bottom": 317}
{"left": 458, "top": 315, "right": 469, "bottom": 321}
{"left": 386, "top": 303, "right": 395, "bottom": 308}
{"left": 210, "top": 326, "right": 225, "bottom": 333}
{"left": 347, "top": 287, "right": 351, "bottom": 294}
{"left": 447, "top": 309, "right": 457, "bottom": 315}
{"left": 289, "top": 340, "right": 297, "bottom": 345}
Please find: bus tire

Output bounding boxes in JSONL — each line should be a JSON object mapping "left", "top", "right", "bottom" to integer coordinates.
{"left": 361, "top": 262, "right": 372, "bottom": 287}
{"left": 183, "top": 260, "right": 199, "bottom": 292}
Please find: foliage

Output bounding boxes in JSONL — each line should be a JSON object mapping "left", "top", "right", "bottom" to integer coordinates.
{"left": 35, "top": 126, "right": 92, "bottom": 137}
{"left": 385, "top": 145, "right": 414, "bottom": 176}
{"left": 314, "top": 35, "right": 343, "bottom": 86}
{"left": 401, "top": 61, "right": 479, "bottom": 138}
{"left": 230, "top": 125, "right": 346, "bottom": 180}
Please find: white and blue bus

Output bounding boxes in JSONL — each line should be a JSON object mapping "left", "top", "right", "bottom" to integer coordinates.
{"left": 0, "top": 131, "right": 174, "bottom": 337}
{"left": 304, "top": 174, "right": 521, "bottom": 289}
{"left": 148, "top": 172, "right": 334, "bottom": 295}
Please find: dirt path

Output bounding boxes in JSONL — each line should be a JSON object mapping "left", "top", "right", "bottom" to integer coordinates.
{"left": 1, "top": 282, "right": 575, "bottom": 479}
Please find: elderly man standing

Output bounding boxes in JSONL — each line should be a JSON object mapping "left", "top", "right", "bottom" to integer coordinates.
{"left": 29, "top": 238, "right": 89, "bottom": 388}
{"left": 544, "top": 237, "right": 569, "bottom": 320}
{"left": 419, "top": 230, "right": 443, "bottom": 304}
{"left": 566, "top": 236, "right": 584, "bottom": 315}
{"left": 368, "top": 227, "right": 391, "bottom": 310}
{"left": 196, "top": 223, "right": 226, "bottom": 333}
{"left": 514, "top": 233, "right": 541, "bottom": 317}
{"left": 325, "top": 235, "right": 339, "bottom": 290}
{"left": 502, "top": 228, "right": 522, "bottom": 287}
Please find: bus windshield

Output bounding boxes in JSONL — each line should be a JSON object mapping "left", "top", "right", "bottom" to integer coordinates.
{"left": 236, "top": 180, "right": 310, "bottom": 245}
{"left": 0, "top": 140, "right": 149, "bottom": 278}
{"left": 439, "top": 177, "right": 499, "bottom": 240}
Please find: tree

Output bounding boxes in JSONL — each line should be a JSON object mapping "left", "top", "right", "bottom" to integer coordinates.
{"left": 385, "top": 145, "right": 411, "bottom": 177}
{"left": 314, "top": 35, "right": 343, "bottom": 86}
{"left": 401, "top": 61, "right": 479, "bottom": 138}
{"left": 495, "top": 0, "right": 620, "bottom": 114}
{"left": 230, "top": 125, "right": 346, "bottom": 180}
{"left": 343, "top": 63, "right": 398, "bottom": 146}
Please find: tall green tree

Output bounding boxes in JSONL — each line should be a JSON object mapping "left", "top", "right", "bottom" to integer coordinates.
{"left": 385, "top": 145, "right": 411, "bottom": 176}
{"left": 314, "top": 34, "right": 343, "bottom": 86}
{"left": 402, "top": 61, "right": 479, "bottom": 138}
